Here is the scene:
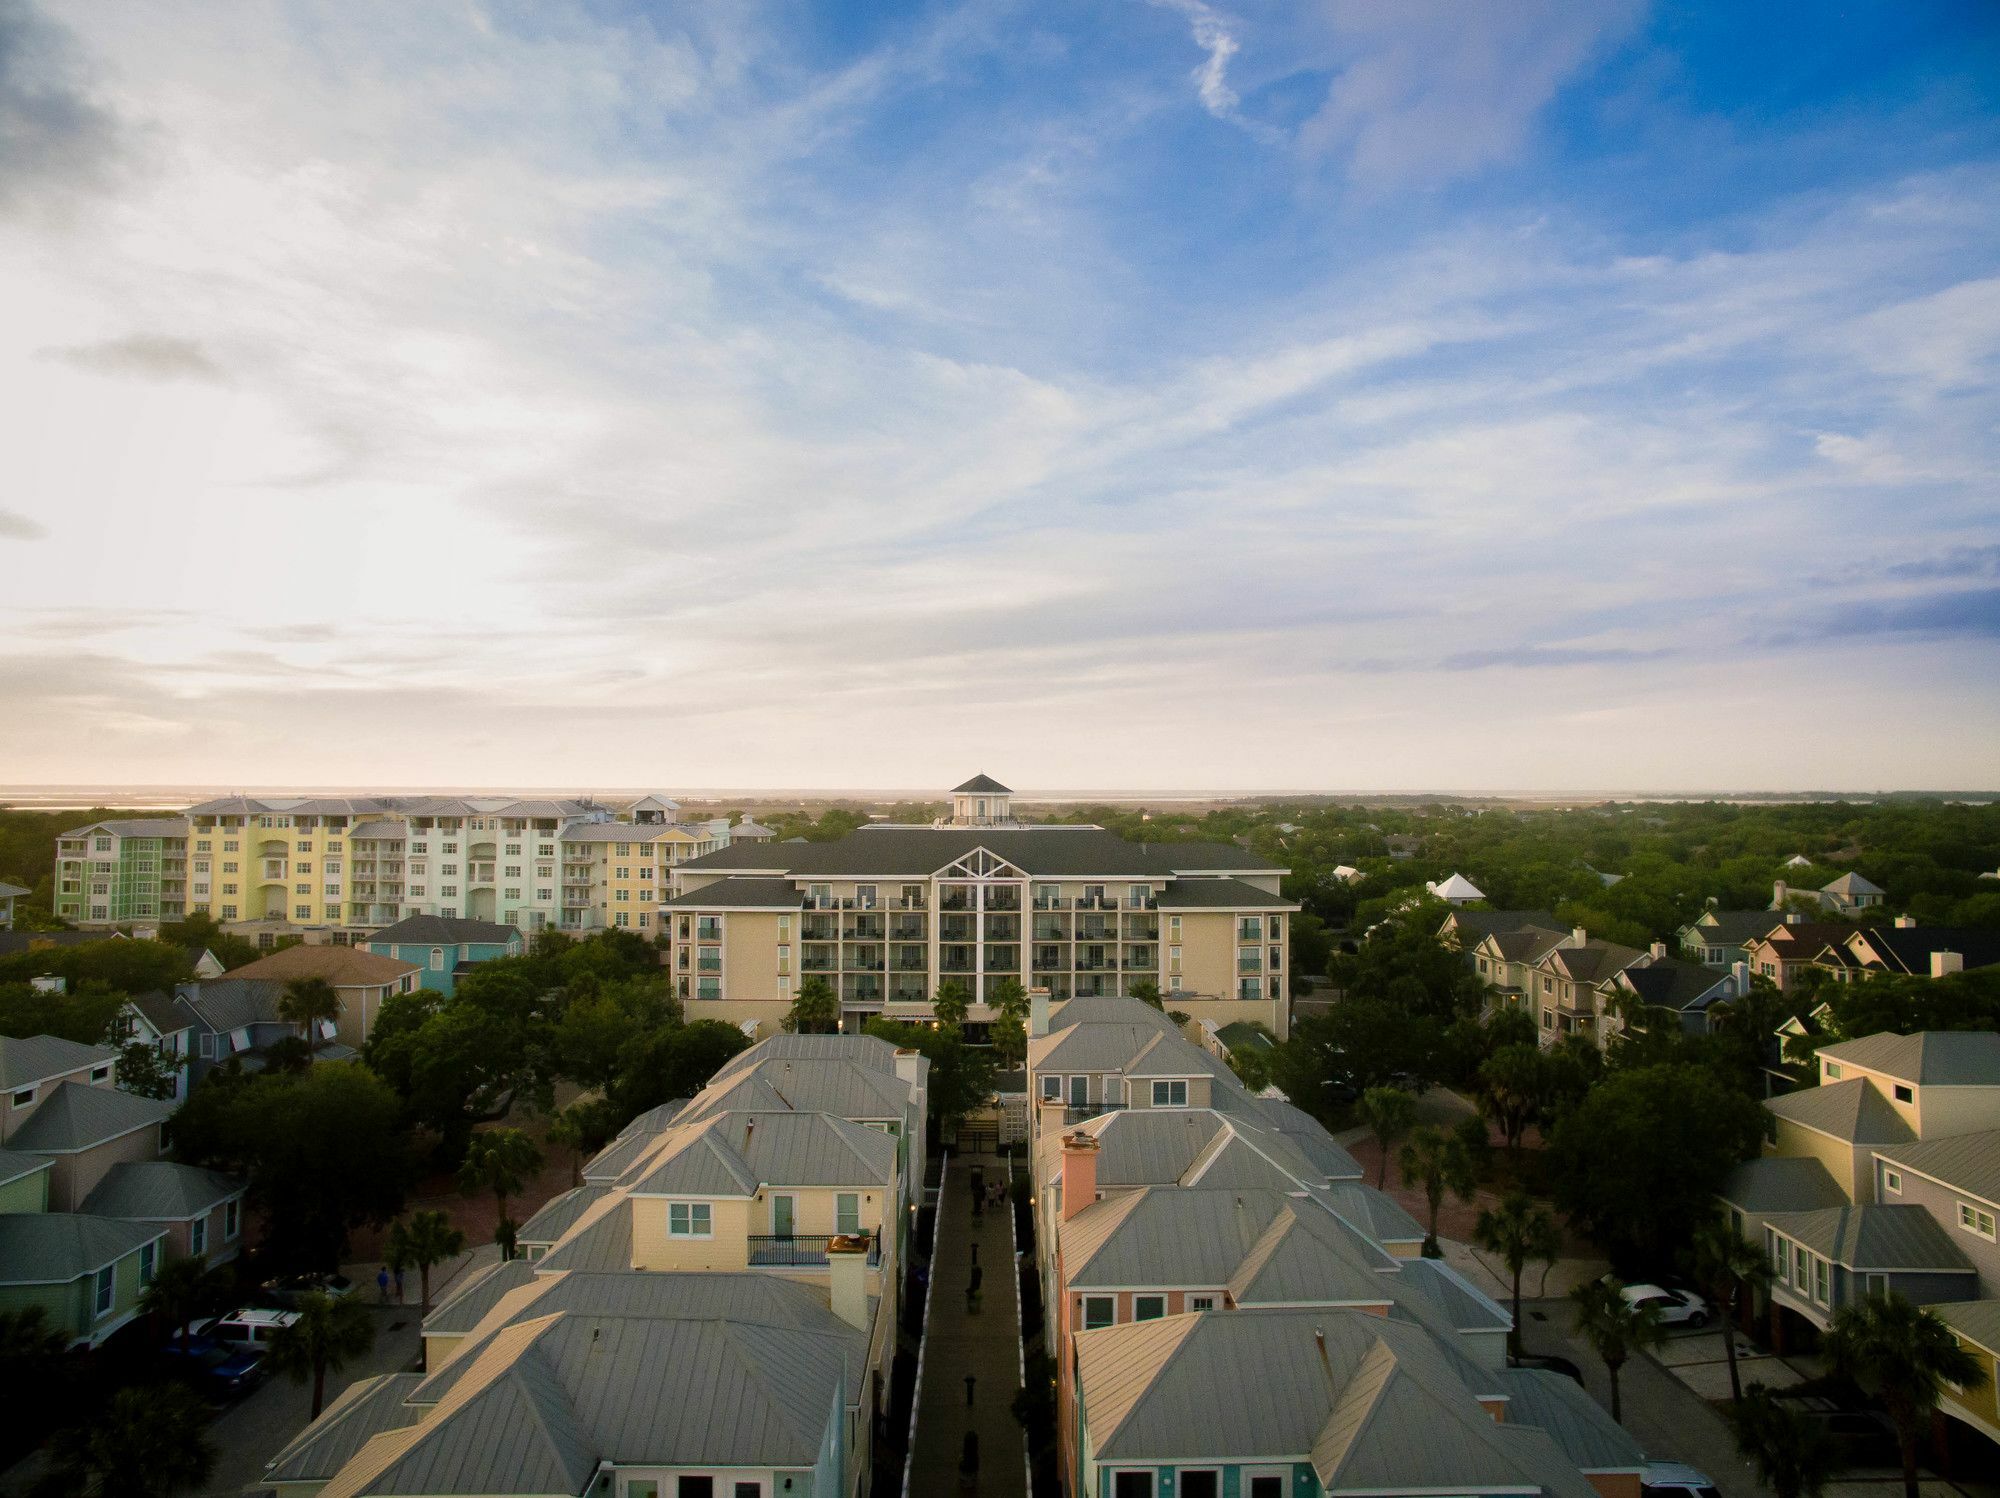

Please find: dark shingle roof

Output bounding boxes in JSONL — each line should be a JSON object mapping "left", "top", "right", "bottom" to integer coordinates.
{"left": 1156, "top": 878, "right": 1297, "bottom": 910}
{"left": 1685, "top": 911, "right": 1780, "bottom": 947}
{"left": 6, "top": 1081, "right": 174, "bottom": 1152}
{"left": 678, "top": 825, "right": 1281, "bottom": 880}
{"left": 367, "top": 915, "right": 521, "bottom": 947}
{"left": 660, "top": 877, "right": 806, "bottom": 910}
{"left": 0, "top": 1035, "right": 117, "bottom": 1090}
{"left": 954, "top": 774, "right": 1012, "bottom": 794}
{"left": 1617, "top": 959, "right": 1731, "bottom": 1013}
{"left": 1850, "top": 927, "right": 2000, "bottom": 977}
{"left": 0, "top": 1213, "right": 165, "bottom": 1284}
{"left": 79, "top": 1161, "right": 244, "bottom": 1220}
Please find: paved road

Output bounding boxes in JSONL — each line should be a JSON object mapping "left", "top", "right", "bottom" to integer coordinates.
{"left": 1519, "top": 1298, "right": 1770, "bottom": 1496}
{"left": 908, "top": 1153, "right": 1026, "bottom": 1498}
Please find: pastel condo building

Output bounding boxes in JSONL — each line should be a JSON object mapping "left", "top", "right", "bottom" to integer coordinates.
{"left": 662, "top": 776, "right": 1297, "bottom": 1040}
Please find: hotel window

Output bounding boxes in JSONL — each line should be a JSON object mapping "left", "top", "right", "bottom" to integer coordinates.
{"left": 1134, "top": 1295, "right": 1165, "bottom": 1321}
{"left": 411, "top": 842, "right": 428, "bottom": 854}
{"left": 505, "top": 865, "right": 521, "bottom": 878}
{"left": 506, "top": 843, "right": 521, "bottom": 855}
{"left": 668, "top": 1202, "right": 712, "bottom": 1238}
{"left": 1151, "top": 1079, "right": 1188, "bottom": 1108}
{"left": 777, "top": 976, "right": 790, "bottom": 1001}
{"left": 1082, "top": 1296, "right": 1114, "bottom": 1330}
{"left": 857, "top": 884, "right": 877, "bottom": 908}
{"left": 294, "top": 905, "right": 311, "bottom": 920}
{"left": 1168, "top": 945, "right": 1182, "bottom": 972}
{"left": 537, "top": 889, "right": 552, "bottom": 901}
{"left": 777, "top": 915, "right": 791, "bottom": 938}
{"left": 443, "top": 842, "right": 458, "bottom": 853}
{"left": 442, "top": 885, "right": 457, "bottom": 897}
{"left": 615, "top": 913, "right": 630, "bottom": 927}
{"left": 223, "top": 840, "right": 239, "bottom": 852}
{"left": 505, "top": 888, "right": 521, "bottom": 900}
{"left": 1959, "top": 1203, "right": 1996, "bottom": 1241}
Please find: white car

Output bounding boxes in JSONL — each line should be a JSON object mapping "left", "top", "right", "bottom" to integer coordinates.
{"left": 200, "top": 1306, "right": 300, "bottom": 1349}
{"left": 1641, "top": 1461, "right": 1720, "bottom": 1498}
{"left": 1622, "top": 1283, "right": 1710, "bottom": 1328}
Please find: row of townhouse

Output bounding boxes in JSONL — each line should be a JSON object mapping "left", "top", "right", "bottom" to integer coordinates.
{"left": 0, "top": 1035, "right": 246, "bottom": 1347}
{"left": 660, "top": 776, "right": 1298, "bottom": 1041}
{"left": 1443, "top": 910, "right": 1754, "bottom": 1050}
{"left": 55, "top": 791, "right": 751, "bottom": 938}
{"left": 1680, "top": 905, "right": 2000, "bottom": 990}
{"left": 265, "top": 1033, "right": 929, "bottom": 1498}
{"left": 1024, "top": 995, "right": 1649, "bottom": 1498}
{"left": 1720, "top": 1030, "right": 2000, "bottom": 1462}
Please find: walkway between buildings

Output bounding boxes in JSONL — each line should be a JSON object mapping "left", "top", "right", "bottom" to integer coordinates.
{"left": 908, "top": 1150, "right": 1026, "bottom": 1498}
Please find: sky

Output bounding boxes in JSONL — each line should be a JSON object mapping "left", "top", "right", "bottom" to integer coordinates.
{"left": 2, "top": 0, "right": 1999, "bottom": 795}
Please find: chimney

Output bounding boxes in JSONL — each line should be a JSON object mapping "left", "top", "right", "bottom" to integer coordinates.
{"left": 1732, "top": 960, "right": 1750, "bottom": 997}
{"left": 1895, "top": 915, "right": 1917, "bottom": 929}
{"left": 894, "top": 1048, "right": 925, "bottom": 1102}
{"left": 1649, "top": 941, "right": 1667, "bottom": 961}
{"left": 1029, "top": 985, "right": 1051, "bottom": 1039}
{"left": 1772, "top": 880, "right": 1788, "bottom": 910}
{"left": 1061, "top": 1131, "right": 1099, "bottom": 1221}
{"left": 1569, "top": 926, "right": 1588, "bottom": 949}
{"left": 1934, "top": 951, "right": 1965, "bottom": 979}
{"left": 826, "top": 1234, "right": 872, "bottom": 1331}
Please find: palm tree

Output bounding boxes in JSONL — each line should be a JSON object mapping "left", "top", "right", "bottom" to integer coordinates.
{"left": 1824, "top": 1292, "right": 1984, "bottom": 1498}
{"left": 141, "top": 1255, "right": 234, "bottom": 1353}
{"left": 278, "top": 976, "right": 341, "bottom": 1055}
{"left": 1570, "top": 1277, "right": 1666, "bottom": 1423}
{"left": 1729, "top": 1384, "right": 1835, "bottom": 1498}
{"left": 932, "top": 979, "right": 971, "bottom": 1031}
{"left": 1399, "top": 1124, "right": 1476, "bottom": 1257}
{"left": 385, "top": 1210, "right": 467, "bottom": 1315}
{"left": 48, "top": 1383, "right": 216, "bottom": 1497}
{"left": 784, "top": 975, "right": 840, "bottom": 1035}
{"left": 1474, "top": 1190, "right": 1561, "bottom": 1361}
{"left": 266, "top": 1290, "right": 376, "bottom": 1419}
{"left": 458, "top": 1128, "right": 544, "bottom": 1257}
{"left": 1360, "top": 1086, "right": 1418, "bottom": 1189}
{"left": 1689, "top": 1216, "right": 1773, "bottom": 1404}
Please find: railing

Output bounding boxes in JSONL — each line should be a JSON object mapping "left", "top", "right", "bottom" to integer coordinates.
{"left": 1238, "top": 957, "right": 1263, "bottom": 973}
{"left": 801, "top": 958, "right": 837, "bottom": 973}
{"left": 1076, "top": 922, "right": 1115, "bottom": 942}
{"left": 1031, "top": 957, "right": 1065, "bottom": 972}
{"left": 896, "top": 896, "right": 927, "bottom": 910}
{"left": 1062, "top": 1102, "right": 1127, "bottom": 1126}
{"left": 1124, "top": 924, "right": 1160, "bottom": 942}
{"left": 697, "top": 959, "right": 722, "bottom": 973}
{"left": 985, "top": 890, "right": 1021, "bottom": 912}
{"left": 939, "top": 892, "right": 972, "bottom": 912}
{"left": 1076, "top": 895, "right": 1112, "bottom": 910}
{"left": 1125, "top": 895, "right": 1159, "bottom": 910}
{"left": 748, "top": 1231, "right": 880, "bottom": 1267}
{"left": 843, "top": 924, "right": 886, "bottom": 941}
{"left": 1032, "top": 896, "right": 1071, "bottom": 911}
{"left": 891, "top": 958, "right": 928, "bottom": 972}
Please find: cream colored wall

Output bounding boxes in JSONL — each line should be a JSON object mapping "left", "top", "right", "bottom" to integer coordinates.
{"left": 723, "top": 912, "right": 787, "bottom": 1001}
{"left": 1913, "top": 1085, "right": 2000, "bottom": 1141}
{"left": 673, "top": 998, "right": 789, "bottom": 1038}
{"left": 1172, "top": 996, "right": 1288, "bottom": 1041}
{"left": 1772, "top": 1119, "right": 1865, "bottom": 1202}
{"left": 1173, "top": 912, "right": 1238, "bottom": 997}
{"left": 746, "top": 1183, "right": 890, "bottom": 1240}
{"left": 631, "top": 1196, "right": 753, "bottom": 1271}
{"left": 50, "top": 1126, "right": 163, "bottom": 1212}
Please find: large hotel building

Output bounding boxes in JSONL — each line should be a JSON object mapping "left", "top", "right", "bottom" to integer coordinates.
{"left": 661, "top": 776, "right": 1296, "bottom": 1039}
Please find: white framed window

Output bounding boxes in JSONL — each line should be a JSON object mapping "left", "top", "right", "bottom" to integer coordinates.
{"left": 1959, "top": 1202, "right": 1996, "bottom": 1241}
{"left": 11, "top": 1086, "right": 35, "bottom": 1107}
{"left": 191, "top": 1218, "right": 207, "bottom": 1257}
{"left": 668, "top": 1202, "right": 713, "bottom": 1238}
{"left": 836, "top": 1192, "right": 861, "bottom": 1235}
{"left": 90, "top": 1065, "right": 110, "bottom": 1083}
{"left": 1813, "top": 1256, "right": 1830, "bottom": 1304}
{"left": 1178, "top": 1472, "right": 1221, "bottom": 1498}
{"left": 1111, "top": 1473, "right": 1154, "bottom": 1498}
{"left": 1082, "top": 1295, "right": 1114, "bottom": 1330}
{"left": 1151, "top": 1079, "right": 1188, "bottom": 1108}
{"left": 1040, "top": 1075, "right": 1061, "bottom": 1101}
{"left": 1134, "top": 1294, "right": 1165, "bottom": 1321}
{"left": 139, "top": 1240, "right": 157, "bottom": 1286}
{"left": 1825, "top": 1062, "right": 1842, "bottom": 1079}
{"left": 94, "top": 1265, "right": 115, "bottom": 1316}
{"left": 1883, "top": 1169, "right": 1902, "bottom": 1194}
{"left": 224, "top": 1199, "right": 240, "bottom": 1239}
{"left": 1189, "top": 1295, "right": 1215, "bottom": 1312}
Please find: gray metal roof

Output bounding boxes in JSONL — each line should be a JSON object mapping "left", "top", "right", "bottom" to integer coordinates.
{"left": 79, "top": 1161, "right": 244, "bottom": 1221}
{"left": 660, "top": 876, "right": 805, "bottom": 910}
{"left": 533, "top": 1192, "right": 636, "bottom": 1274}
{"left": 1388, "top": 1258, "right": 1513, "bottom": 1336}
{"left": 516, "top": 1185, "right": 614, "bottom": 1247}
{"left": 1156, "top": 877, "right": 1297, "bottom": 910}
{"left": 0, "top": 1034, "right": 117, "bottom": 1091}
{"left": 1683, "top": 910, "right": 1782, "bottom": 947}
{"left": 1819, "top": 1031, "right": 2000, "bottom": 1087}
{"left": 265, "top": 1374, "right": 425, "bottom": 1483}
{"left": 1720, "top": 1156, "right": 1850, "bottom": 1216}
{"left": 626, "top": 1111, "right": 898, "bottom": 1196}
{"left": 0, "top": 1147, "right": 50, "bottom": 1189}
{"left": 1763, "top": 1204, "right": 1977, "bottom": 1272}
{"left": 711, "top": 1032, "right": 904, "bottom": 1080}
{"left": 176, "top": 977, "right": 287, "bottom": 1032}
{"left": 1309, "top": 1181, "right": 1425, "bottom": 1244}
{"left": 680, "top": 1058, "right": 911, "bottom": 1124}
{"left": 0, "top": 1211, "right": 165, "bottom": 1283}
{"left": 60, "top": 817, "right": 189, "bottom": 840}
{"left": 1876, "top": 1128, "right": 2000, "bottom": 1206}
{"left": 1932, "top": 1298, "right": 2000, "bottom": 1353}
{"left": 678, "top": 825, "right": 1282, "bottom": 880}
{"left": 6, "top": 1080, "right": 173, "bottom": 1153}
{"left": 1030, "top": 1019, "right": 1235, "bottom": 1082}
{"left": 1765, "top": 1077, "right": 1916, "bottom": 1145}
{"left": 347, "top": 821, "right": 407, "bottom": 840}
{"left": 1039, "top": 1108, "right": 1354, "bottom": 1193}
{"left": 423, "top": 1260, "right": 539, "bottom": 1336}
{"left": 0, "top": 881, "right": 29, "bottom": 899}
{"left": 1076, "top": 1307, "right": 1594, "bottom": 1498}
{"left": 1495, "top": 1369, "right": 1645, "bottom": 1470}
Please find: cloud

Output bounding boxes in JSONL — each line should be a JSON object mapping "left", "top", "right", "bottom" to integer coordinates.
{"left": 1439, "top": 645, "right": 1676, "bottom": 672}
{"left": 37, "top": 334, "right": 228, "bottom": 382}
{"left": 1818, "top": 587, "right": 2000, "bottom": 642}
{"left": 0, "top": 0, "right": 122, "bottom": 209}
{"left": 0, "top": 508, "right": 46, "bottom": 540}
{"left": 1298, "top": 0, "right": 1647, "bottom": 186}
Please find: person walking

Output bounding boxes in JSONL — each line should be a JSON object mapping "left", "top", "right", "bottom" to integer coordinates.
{"left": 376, "top": 1266, "right": 390, "bottom": 1304}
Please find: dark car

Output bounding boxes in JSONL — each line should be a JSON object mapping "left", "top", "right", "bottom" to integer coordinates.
{"left": 260, "top": 1272, "right": 356, "bottom": 1307}
{"left": 161, "top": 1334, "right": 266, "bottom": 1398}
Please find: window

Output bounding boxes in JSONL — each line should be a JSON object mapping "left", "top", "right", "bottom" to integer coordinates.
{"left": 626, "top": 1483, "right": 658, "bottom": 1498}
{"left": 1112, "top": 1474, "right": 1153, "bottom": 1498}
{"left": 225, "top": 1199, "right": 240, "bottom": 1239}
{"left": 1893, "top": 1083, "right": 1914, "bottom": 1103}
{"left": 139, "top": 1240, "right": 157, "bottom": 1286}
{"left": 1151, "top": 1079, "right": 1188, "bottom": 1108}
{"left": 1884, "top": 1169, "right": 1902, "bottom": 1194}
{"left": 95, "top": 1265, "right": 115, "bottom": 1316}
{"left": 190, "top": 1218, "right": 207, "bottom": 1257}
{"left": 1189, "top": 1295, "right": 1215, "bottom": 1312}
{"left": 1813, "top": 1257, "right": 1829, "bottom": 1304}
{"left": 1179, "top": 1473, "right": 1220, "bottom": 1498}
{"left": 1082, "top": 1296, "right": 1115, "bottom": 1329}
{"left": 430, "top": 947, "right": 445, "bottom": 971}
{"left": 1247, "top": 1475, "right": 1286, "bottom": 1498}
{"left": 90, "top": 1064, "right": 110, "bottom": 1083}
{"left": 1793, "top": 1244, "right": 1809, "bottom": 1292}
{"left": 837, "top": 1192, "right": 862, "bottom": 1235}
{"left": 11, "top": 1086, "right": 34, "bottom": 1108}
{"left": 669, "top": 1202, "right": 713, "bottom": 1238}
{"left": 1040, "top": 1075, "right": 1061, "bottom": 1101}
{"left": 1959, "top": 1202, "right": 1996, "bottom": 1241}
{"left": 1134, "top": 1295, "right": 1165, "bottom": 1321}
{"left": 676, "top": 1480, "right": 714, "bottom": 1498}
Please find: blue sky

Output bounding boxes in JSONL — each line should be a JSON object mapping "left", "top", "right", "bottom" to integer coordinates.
{"left": 1, "top": 0, "right": 1997, "bottom": 792}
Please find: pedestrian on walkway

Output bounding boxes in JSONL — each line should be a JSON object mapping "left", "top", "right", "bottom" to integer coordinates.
{"left": 966, "top": 1262, "right": 983, "bottom": 1313}
{"left": 376, "top": 1266, "right": 390, "bottom": 1304}
{"left": 959, "top": 1430, "right": 979, "bottom": 1491}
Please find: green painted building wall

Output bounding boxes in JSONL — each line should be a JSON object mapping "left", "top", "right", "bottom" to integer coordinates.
{"left": 0, "top": 1238, "right": 159, "bottom": 1346}
{"left": 0, "top": 1166, "right": 50, "bottom": 1213}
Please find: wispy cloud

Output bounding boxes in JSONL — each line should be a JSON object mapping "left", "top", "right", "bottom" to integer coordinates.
{"left": 0, "top": 508, "right": 46, "bottom": 540}
{"left": 38, "top": 334, "right": 227, "bottom": 382}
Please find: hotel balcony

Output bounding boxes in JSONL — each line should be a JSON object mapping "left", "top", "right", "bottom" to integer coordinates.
{"left": 1076, "top": 894, "right": 1116, "bottom": 911}
{"left": 938, "top": 889, "right": 973, "bottom": 912}
{"left": 802, "top": 915, "right": 838, "bottom": 941}
{"left": 842, "top": 918, "right": 885, "bottom": 941}
{"left": 984, "top": 888, "right": 1021, "bottom": 912}
{"left": 939, "top": 915, "right": 976, "bottom": 943}
{"left": 1032, "top": 894, "right": 1071, "bottom": 911}
{"left": 1125, "top": 893, "right": 1158, "bottom": 910}
{"left": 894, "top": 893, "right": 927, "bottom": 910}
{"left": 888, "top": 918, "right": 926, "bottom": 942}
{"left": 1237, "top": 956, "right": 1264, "bottom": 973}
{"left": 890, "top": 947, "right": 927, "bottom": 972}
{"left": 843, "top": 948, "right": 886, "bottom": 973}
{"left": 1123, "top": 919, "right": 1160, "bottom": 941}
{"left": 1031, "top": 951, "right": 1066, "bottom": 973}
{"left": 1075, "top": 920, "right": 1116, "bottom": 943}
{"left": 1122, "top": 952, "right": 1157, "bottom": 971}
{"left": 1075, "top": 952, "right": 1112, "bottom": 973}
{"left": 802, "top": 954, "right": 838, "bottom": 974}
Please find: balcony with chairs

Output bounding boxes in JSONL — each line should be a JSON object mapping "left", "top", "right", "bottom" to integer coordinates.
{"left": 843, "top": 917, "right": 885, "bottom": 941}
{"left": 889, "top": 916, "right": 926, "bottom": 942}
{"left": 748, "top": 1231, "right": 881, "bottom": 1268}
{"left": 984, "top": 887, "right": 1021, "bottom": 912}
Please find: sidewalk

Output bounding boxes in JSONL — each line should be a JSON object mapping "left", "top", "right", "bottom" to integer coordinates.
{"left": 908, "top": 1152, "right": 1026, "bottom": 1498}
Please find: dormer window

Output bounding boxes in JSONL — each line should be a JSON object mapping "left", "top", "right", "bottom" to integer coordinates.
{"left": 1893, "top": 1084, "right": 1913, "bottom": 1104}
{"left": 1825, "top": 1063, "right": 1842, "bottom": 1079}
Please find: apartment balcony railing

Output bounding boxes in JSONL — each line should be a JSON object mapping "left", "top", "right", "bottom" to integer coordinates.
{"left": 842, "top": 922, "right": 886, "bottom": 941}
{"left": 1076, "top": 923, "right": 1116, "bottom": 942}
{"left": 1122, "top": 955, "right": 1157, "bottom": 970}
{"left": 697, "top": 958, "right": 722, "bottom": 973}
{"left": 1238, "top": 924, "right": 1265, "bottom": 942}
{"left": 891, "top": 956, "right": 928, "bottom": 972}
{"left": 1237, "top": 957, "right": 1263, "bottom": 973}
{"left": 1032, "top": 919, "right": 1068, "bottom": 941}
{"left": 1076, "top": 895, "right": 1116, "bottom": 911}
{"left": 889, "top": 921, "right": 926, "bottom": 943}
{"left": 1032, "top": 955, "right": 1065, "bottom": 973}
{"left": 1062, "top": 1102, "right": 1127, "bottom": 1126}
{"left": 1075, "top": 955, "right": 1111, "bottom": 972}
{"left": 802, "top": 918, "right": 839, "bottom": 941}
{"left": 1125, "top": 895, "right": 1158, "bottom": 910}
{"left": 985, "top": 889, "right": 1021, "bottom": 912}
{"left": 895, "top": 895, "right": 927, "bottom": 910}
{"left": 984, "top": 920, "right": 1020, "bottom": 943}
{"left": 801, "top": 958, "right": 837, "bottom": 973}
{"left": 747, "top": 1232, "right": 882, "bottom": 1267}
{"left": 940, "top": 919, "right": 976, "bottom": 943}
{"left": 1124, "top": 923, "right": 1160, "bottom": 942}
{"left": 938, "top": 891, "right": 972, "bottom": 912}
{"left": 1032, "top": 895, "right": 1072, "bottom": 911}
{"left": 847, "top": 956, "right": 886, "bottom": 973}
{"left": 939, "top": 959, "right": 975, "bottom": 975}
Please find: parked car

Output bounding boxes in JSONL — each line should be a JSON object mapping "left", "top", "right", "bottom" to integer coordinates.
{"left": 1509, "top": 1352, "right": 1584, "bottom": 1384}
{"left": 160, "top": 1334, "right": 266, "bottom": 1398}
{"left": 1622, "top": 1283, "right": 1710, "bottom": 1328}
{"left": 260, "top": 1272, "right": 356, "bottom": 1307}
{"left": 1641, "top": 1461, "right": 1720, "bottom": 1498}
{"left": 201, "top": 1306, "right": 300, "bottom": 1349}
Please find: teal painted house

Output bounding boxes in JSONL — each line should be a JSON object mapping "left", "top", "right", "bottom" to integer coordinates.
{"left": 365, "top": 915, "right": 524, "bottom": 997}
